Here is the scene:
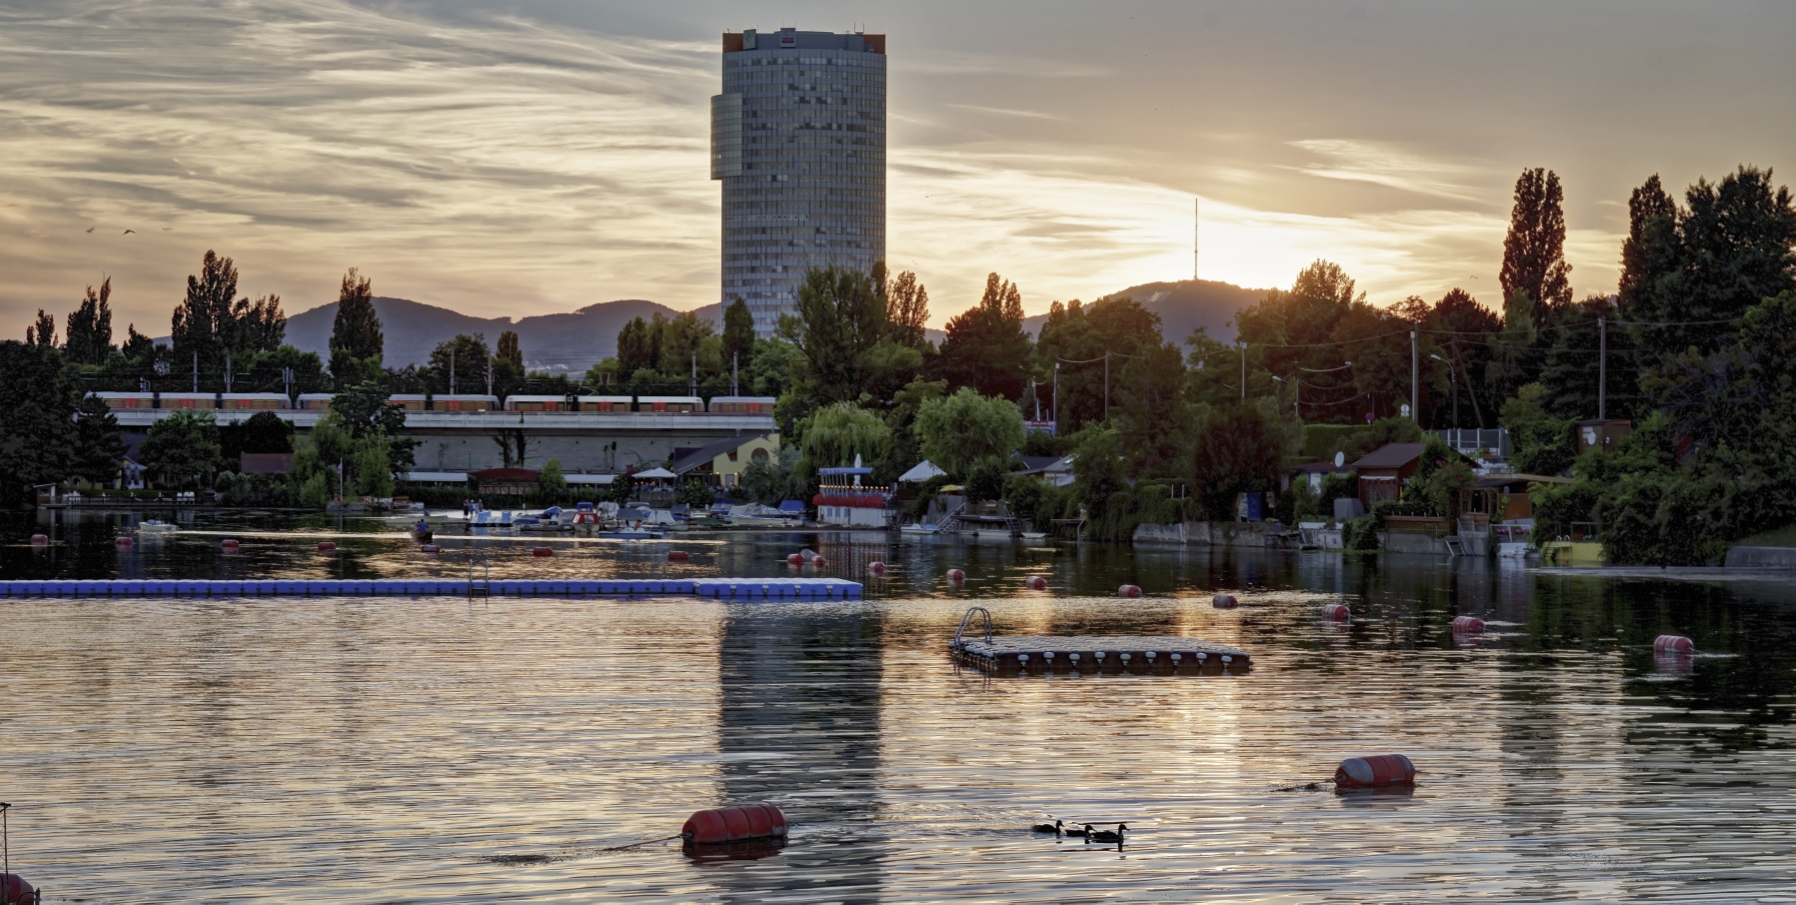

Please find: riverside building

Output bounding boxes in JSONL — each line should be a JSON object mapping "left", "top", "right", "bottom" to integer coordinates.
{"left": 713, "top": 27, "right": 887, "bottom": 337}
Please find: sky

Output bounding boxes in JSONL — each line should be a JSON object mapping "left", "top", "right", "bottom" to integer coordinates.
{"left": 2, "top": 0, "right": 1792, "bottom": 335}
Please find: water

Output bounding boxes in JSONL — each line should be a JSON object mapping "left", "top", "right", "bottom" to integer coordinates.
{"left": 5, "top": 511, "right": 1796, "bottom": 901}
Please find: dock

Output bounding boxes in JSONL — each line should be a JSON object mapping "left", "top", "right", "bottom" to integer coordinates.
{"left": 949, "top": 607, "right": 1250, "bottom": 673}
{"left": 0, "top": 577, "right": 863, "bottom": 601}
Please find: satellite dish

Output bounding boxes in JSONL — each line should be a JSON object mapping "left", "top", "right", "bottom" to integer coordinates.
{"left": 1400, "top": 403, "right": 1412, "bottom": 418}
{"left": 1334, "top": 451, "right": 1345, "bottom": 469}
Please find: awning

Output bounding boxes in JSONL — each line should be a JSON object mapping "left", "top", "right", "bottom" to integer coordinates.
{"left": 897, "top": 460, "right": 947, "bottom": 482}
{"left": 632, "top": 467, "right": 677, "bottom": 479}
{"left": 565, "top": 474, "right": 616, "bottom": 485}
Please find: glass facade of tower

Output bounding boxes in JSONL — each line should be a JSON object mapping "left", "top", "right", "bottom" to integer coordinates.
{"left": 714, "top": 28, "right": 887, "bottom": 337}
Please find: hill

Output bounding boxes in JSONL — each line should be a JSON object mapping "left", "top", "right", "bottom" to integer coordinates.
{"left": 283, "top": 297, "right": 722, "bottom": 372}
{"left": 1020, "top": 278, "right": 1267, "bottom": 345}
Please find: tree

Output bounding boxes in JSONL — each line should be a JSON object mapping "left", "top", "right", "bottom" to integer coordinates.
{"left": 240, "top": 410, "right": 295, "bottom": 454}
{"left": 1037, "top": 294, "right": 1168, "bottom": 431}
{"left": 915, "top": 386, "right": 1027, "bottom": 479}
{"left": 71, "top": 394, "right": 127, "bottom": 485}
{"left": 171, "top": 250, "right": 237, "bottom": 366}
{"left": 26, "top": 310, "right": 55, "bottom": 347}
{"left": 330, "top": 268, "right": 382, "bottom": 385}
{"left": 497, "top": 331, "right": 523, "bottom": 371}
{"left": 1424, "top": 288, "right": 1500, "bottom": 428}
{"left": 781, "top": 264, "right": 891, "bottom": 403}
{"left": 1114, "top": 342, "right": 1188, "bottom": 478}
{"left": 141, "top": 409, "right": 222, "bottom": 488}
{"left": 331, "top": 381, "right": 417, "bottom": 475}
{"left": 929, "top": 272, "right": 1032, "bottom": 401}
{"left": 721, "top": 299, "right": 756, "bottom": 374}
{"left": 539, "top": 458, "right": 567, "bottom": 499}
{"left": 65, "top": 277, "right": 114, "bottom": 366}
{"left": 0, "top": 341, "right": 80, "bottom": 502}
{"left": 1634, "top": 166, "right": 1796, "bottom": 360}
{"left": 1499, "top": 168, "right": 1573, "bottom": 324}
{"left": 1188, "top": 401, "right": 1297, "bottom": 520}
{"left": 617, "top": 316, "right": 659, "bottom": 376}
{"left": 428, "top": 334, "right": 492, "bottom": 394}
{"left": 799, "top": 402, "right": 892, "bottom": 480}
{"left": 886, "top": 269, "right": 930, "bottom": 347}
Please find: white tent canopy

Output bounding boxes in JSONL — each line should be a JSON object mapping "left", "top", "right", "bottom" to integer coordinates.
{"left": 632, "top": 467, "right": 677, "bottom": 479}
{"left": 897, "top": 460, "right": 947, "bottom": 483}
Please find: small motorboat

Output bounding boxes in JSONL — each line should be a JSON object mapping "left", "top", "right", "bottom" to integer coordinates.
{"left": 899, "top": 522, "right": 941, "bottom": 535}
{"left": 135, "top": 519, "right": 178, "bottom": 535}
{"left": 601, "top": 526, "right": 664, "bottom": 540}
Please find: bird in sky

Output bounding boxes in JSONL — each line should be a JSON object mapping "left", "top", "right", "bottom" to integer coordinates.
{"left": 85, "top": 227, "right": 94, "bottom": 233}
{"left": 122, "top": 229, "right": 135, "bottom": 234}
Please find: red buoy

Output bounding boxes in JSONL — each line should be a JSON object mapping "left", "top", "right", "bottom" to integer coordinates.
{"left": 1334, "top": 753, "right": 1417, "bottom": 789}
{"left": 786, "top": 553, "right": 804, "bottom": 566}
{"left": 812, "top": 556, "right": 828, "bottom": 567}
{"left": 1212, "top": 593, "right": 1238, "bottom": 608}
{"left": 682, "top": 803, "right": 789, "bottom": 845}
{"left": 1654, "top": 634, "right": 1695, "bottom": 653}
{"left": 421, "top": 544, "right": 441, "bottom": 554}
{"left": 1024, "top": 575, "right": 1047, "bottom": 590}
{"left": 1452, "top": 615, "right": 1485, "bottom": 632}
{"left": 115, "top": 536, "right": 133, "bottom": 546}
{"left": 869, "top": 561, "right": 887, "bottom": 576}
{"left": 667, "top": 550, "right": 689, "bottom": 562}
{"left": 317, "top": 541, "right": 336, "bottom": 553}
{"left": 1, "top": 873, "right": 37, "bottom": 905}
{"left": 30, "top": 534, "right": 48, "bottom": 545}
{"left": 532, "top": 546, "right": 553, "bottom": 557}
{"left": 220, "top": 538, "right": 240, "bottom": 550}
{"left": 1321, "top": 603, "right": 1350, "bottom": 620}
{"left": 946, "top": 568, "right": 966, "bottom": 583}
{"left": 1118, "top": 584, "right": 1142, "bottom": 598}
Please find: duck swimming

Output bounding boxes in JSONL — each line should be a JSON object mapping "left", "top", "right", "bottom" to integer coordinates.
{"left": 1031, "top": 819, "right": 1063, "bottom": 834}
{"left": 1087, "top": 823, "right": 1127, "bottom": 843}
{"left": 1062, "top": 824, "right": 1089, "bottom": 838}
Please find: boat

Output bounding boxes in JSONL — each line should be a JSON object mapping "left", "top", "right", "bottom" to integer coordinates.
{"left": 601, "top": 526, "right": 664, "bottom": 540}
{"left": 135, "top": 519, "right": 178, "bottom": 535}
{"left": 900, "top": 522, "right": 942, "bottom": 535}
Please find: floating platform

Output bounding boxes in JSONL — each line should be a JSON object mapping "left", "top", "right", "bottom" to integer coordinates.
{"left": 0, "top": 577, "right": 862, "bottom": 601}
{"left": 949, "top": 607, "right": 1249, "bottom": 673}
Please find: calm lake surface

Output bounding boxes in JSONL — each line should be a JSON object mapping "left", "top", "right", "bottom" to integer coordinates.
{"left": 5, "top": 510, "right": 1796, "bottom": 902}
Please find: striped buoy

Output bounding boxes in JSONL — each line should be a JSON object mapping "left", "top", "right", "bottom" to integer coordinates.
{"left": 811, "top": 556, "right": 827, "bottom": 567}
{"left": 1024, "top": 575, "right": 1047, "bottom": 590}
{"left": 1, "top": 872, "right": 37, "bottom": 905}
{"left": 1451, "top": 615, "right": 1485, "bottom": 632}
{"left": 947, "top": 568, "right": 966, "bottom": 583}
{"left": 681, "top": 803, "right": 789, "bottom": 845}
{"left": 1118, "top": 584, "right": 1142, "bottom": 598}
{"left": 532, "top": 546, "right": 553, "bottom": 557}
{"left": 667, "top": 550, "right": 689, "bottom": 562}
{"left": 317, "top": 541, "right": 336, "bottom": 553}
{"left": 30, "top": 534, "right": 48, "bottom": 545}
{"left": 1321, "top": 603, "right": 1350, "bottom": 620}
{"left": 1335, "top": 753, "right": 1416, "bottom": 788}
{"left": 421, "top": 544, "right": 441, "bottom": 554}
{"left": 1212, "top": 593, "right": 1239, "bottom": 608}
{"left": 786, "top": 553, "right": 804, "bottom": 566}
{"left": 1653, "top": 634, "right": 1695, "bottom": 653}
{"left": 868, "top": 561, "right": 886, "bottom": 576}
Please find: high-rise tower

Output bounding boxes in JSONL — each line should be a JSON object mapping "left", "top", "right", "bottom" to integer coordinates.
{"left": 713, "top": 28, "right": 886, "bottom": 337}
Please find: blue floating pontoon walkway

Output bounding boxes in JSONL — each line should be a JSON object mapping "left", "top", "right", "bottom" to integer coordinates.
{"left": 0, "top": 577, "right": 862, "bottom": 601}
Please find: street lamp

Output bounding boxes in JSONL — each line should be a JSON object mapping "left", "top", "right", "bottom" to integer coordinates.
{"left": 1270, "top": 375, "right": 1297, "bottom": 419}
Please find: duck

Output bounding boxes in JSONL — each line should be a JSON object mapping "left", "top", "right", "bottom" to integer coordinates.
{"left": 1062, "top": 823, "right": 1089, "bottom": 838}
{"left": 1031, "top": 819, "right": 1063, "bottom": 834}
{"left": 1087, "top": 823, "right": 1127, "bottom": 844}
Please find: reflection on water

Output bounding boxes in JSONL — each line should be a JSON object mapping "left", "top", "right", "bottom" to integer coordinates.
{"left": 4, "top": 511, "right": 1796, "bottom": 900}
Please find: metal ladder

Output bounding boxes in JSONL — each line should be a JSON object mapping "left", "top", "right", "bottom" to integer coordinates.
{"left": 467, "top": 553, "right": 491, "bottom": 597}
{"left": 950, "top": 606, "right": 993, "bottom": 652}
{"left": 936, "top": 498, "right": 967, "bottom": 534}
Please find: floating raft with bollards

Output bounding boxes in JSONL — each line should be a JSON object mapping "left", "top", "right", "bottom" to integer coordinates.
{"left": 0, "top": 577, "right": 862, "bottom": 600}
{"left": 949, "top": 606, "right": 1249, "bottom": 673}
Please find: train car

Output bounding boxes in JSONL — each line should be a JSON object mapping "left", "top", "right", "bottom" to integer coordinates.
{"left": 636, "top": 395, "right": 704, "bottom": 413}
{"left": 90, "top": 391, "right": 154, "bottom": 410}
{"left": 432, "top": 394, "right": 498, "bottom": 412}
{"left": 296, "top": 393, "right": 334, "bottom": 411}
{"left": 707, "top": 396, "right": 777, "bottom": 414}
{"left": 504, "top": 394, "right": 578, "bottom": 412}
{"left": 387, "top": 394, "right": 428, "bottom": 412}
{"left": 159, "top": 392, "right": 217, "bottom": 410}
{"left": 575, "top": 396, "right": 634, "bottom": 413}
{"left": 219, "top": 393, "right": 292, "bottom": 411}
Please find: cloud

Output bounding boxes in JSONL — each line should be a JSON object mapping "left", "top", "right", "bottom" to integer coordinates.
{"left": 1287, "top": 139, "right": 1485, "bottom": 201}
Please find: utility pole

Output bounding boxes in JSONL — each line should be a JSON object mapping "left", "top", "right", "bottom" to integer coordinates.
{"left": 486, "top": 358, "right": 493, "bottom": 398}
{"left": 192, "top": 350, "right": 198, "bottom": 393}
{"left": 450, "top": 347, "right": 456, "bottom": 396}
{"left": 1294, "top": 377, "right": 1300, "bottom": 420}
{"left": 732, "top": 351, "right": 739, "bottom": 396}
{"left": 1409, "top": 331, "right": 1418, "bottom": 422}
{"left": 1598, "top": 315, "right": 1607, "bottom": 421}
{"left": 1053, "top": 361, "right": 1059, "bottom": 428}
{"left": 1103, "top": 351, "right": 1110, "bottom": 422}
{"left": 1239, "top": 341, "right": 1246, "bottom": 402}
{"left": 224, "top": 351, "right": 233, "bottom": 393}
{"left": 690, "top": 351, "right": 698, "bottom": 397}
